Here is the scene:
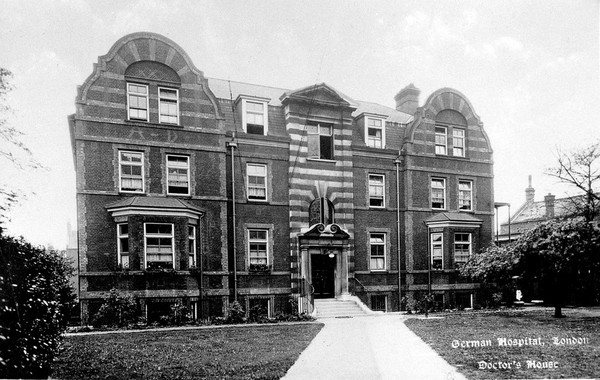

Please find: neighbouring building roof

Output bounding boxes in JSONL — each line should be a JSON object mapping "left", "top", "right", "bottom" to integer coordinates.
{"left": 206, "top": 77, "right": 413, "bottom": 124}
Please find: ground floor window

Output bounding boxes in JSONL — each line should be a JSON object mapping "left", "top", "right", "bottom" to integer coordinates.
{"left": 432, "top": 293, "right": 445, "bottom": 311}
{"left": 248, "top": 297, "right": 270, "bottom": 320}
{"left": 430, "top": 232, "right": 443, "bottom": 269}
{"left": 248, "top": 229, "right": 268, "bottom": 265}
{"left": 456, "top": 293, "right": 473, "bottom": 310}
{"left": 144, "top": 223, "right": 174, "bottom": 270}
{"left": 371, "top": 294, "right": 387, "bottom": 311}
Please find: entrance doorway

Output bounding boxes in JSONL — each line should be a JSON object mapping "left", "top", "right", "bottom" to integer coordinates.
{"left": 311, "top": 254, "right": 336, "bottom": 298}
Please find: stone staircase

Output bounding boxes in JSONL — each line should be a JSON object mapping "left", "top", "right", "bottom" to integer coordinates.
{"left": 314, "top": 298, "right": 368, "bottom": 318}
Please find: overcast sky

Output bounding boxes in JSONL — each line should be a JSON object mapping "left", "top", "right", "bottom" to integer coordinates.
{"left": 1, "top": 0, "right": 598, "bottom": 249}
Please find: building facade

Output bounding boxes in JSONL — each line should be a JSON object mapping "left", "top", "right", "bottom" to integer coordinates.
{"left": 69, "top": 32, "right": 494, "bottom": 320}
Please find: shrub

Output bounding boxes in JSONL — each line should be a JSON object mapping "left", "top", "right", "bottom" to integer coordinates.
{"left": 0, "top": 232, "right": 76, "bottom": 378}
{"left": 158, "top": 302, "right": 191, "bottom": 326}
{"left": 225, "top": 300, "right": 246, "bottom": 324}
{"left": 91, "top": 288, "right": 139, "bottom": 328}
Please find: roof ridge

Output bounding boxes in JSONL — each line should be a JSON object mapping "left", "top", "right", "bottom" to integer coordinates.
{"left": 206, "top": 77, "right": 290, "bottom": 92}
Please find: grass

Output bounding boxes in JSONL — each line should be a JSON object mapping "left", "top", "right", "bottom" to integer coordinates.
{"left": 405, "top": 308, "right": 600, "bottom": 379}
{"left": 52, "top": 323, "right": 323, "bottom": 380}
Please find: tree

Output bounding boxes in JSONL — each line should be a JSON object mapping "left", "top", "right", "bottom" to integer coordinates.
{"left": 0, "top": 68, "right": 42, "bottom": 224}
{"left": 0, "top": 231, "right": 76, "bottom": 378}
{"left": 547, "top": 142, "right": 600, "bottom": 221}
{"left": 512, "top": 219, "right": 600, "bottom": 317}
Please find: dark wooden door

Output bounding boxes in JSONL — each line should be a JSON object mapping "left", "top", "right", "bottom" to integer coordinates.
{"left": 311, "top": 254, "right": 336, "bottom": 298}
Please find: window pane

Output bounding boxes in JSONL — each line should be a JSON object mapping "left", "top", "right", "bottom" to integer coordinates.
{"left": 320, "top": 135, "right": 333, "bottom": 159}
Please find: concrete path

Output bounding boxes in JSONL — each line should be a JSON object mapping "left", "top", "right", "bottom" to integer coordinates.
{"left": 283, "top": 314, "right": 468, "bottom": 380}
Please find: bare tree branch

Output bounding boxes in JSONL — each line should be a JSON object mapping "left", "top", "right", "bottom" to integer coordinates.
{"left": 546, "top": 141, "right": 600, "bottom": 221}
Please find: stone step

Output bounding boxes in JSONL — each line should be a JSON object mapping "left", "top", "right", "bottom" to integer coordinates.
{"left": 314, "top": 298, "right": 368, "bottom": 318}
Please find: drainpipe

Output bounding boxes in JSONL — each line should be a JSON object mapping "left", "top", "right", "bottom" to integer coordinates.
{"left": 395, "top": 157, "right": 402, "bottom": 310}
{"left": 227, "top": 138, "right": 238, "bottom": 301}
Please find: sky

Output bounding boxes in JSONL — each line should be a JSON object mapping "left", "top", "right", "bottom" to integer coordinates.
{"left": 0, "top": 0, "right": 599, "bottom": 249}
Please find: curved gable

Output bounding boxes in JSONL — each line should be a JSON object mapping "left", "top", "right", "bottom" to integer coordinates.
{"left": 76, "top": 32, "right": 222, "bottom": 120}
{"left": 404, "top": 88, "right": 492, "bottom": 156}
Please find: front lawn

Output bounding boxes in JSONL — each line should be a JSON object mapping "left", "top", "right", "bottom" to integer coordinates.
{"left": 52, "top": 323, "right": 323, "bottom": 379}
{"left": 405, "top": 308, "right": 600, "bottom": 379}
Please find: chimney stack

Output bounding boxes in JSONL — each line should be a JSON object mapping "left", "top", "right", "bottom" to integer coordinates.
{"left": 525, "top": 175, "right": 535, "bottom": 203}
{"left": 394, "top": 84, "right": 420, "bottom": 115}
{"left": 544, "top": 193, "right": 556, "bottom": 219}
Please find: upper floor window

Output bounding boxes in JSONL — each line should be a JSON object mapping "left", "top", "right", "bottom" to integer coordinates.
{"left": 144, "top": 223, "right": 174, "bottom": 270}
{"left": 119, "top": 151, "right": 144, "bottom": 193}
{"left": 127, "top": 83, "right": 149, "bottom": 121}
{"left": 369, "top": 233, "right": 386, "bottom": 271}
{"left": 188, "top": 225, "right": 196, "bottom": 268}
{"left": 366, "top": 118, "right": 384, "bottom": 148}
{"left": 117, "top": 223, "right": 129, "bottom": 269}
{"left": 243, "top": 100, "right": 268, "bottom": 135}
{"left": 247, "top": 163, "right": 267, "bottom": 201}
{"left": 454, "top": 233, "right": 471, "bottom": 267}
{"left": 166, "top": 155, "right": 190, "bottom": 195}
{"left": 458, "top": 180, "right": 473, "bottom": 211}
{"left": 368, "top": 174, "right": 385, "bottom": 208}
{"left": 431, "top": 232, "right": 443, "bottom": 270}
{"left": 431, "top": 178, "right": 446, "bottom": 209}
{"left": 159, "top": 87, "right": 179, "bottom": 124}
{"left": 307, "top": 121, "right": 333, "bottom": 160}
{"left": 248, "top": 229, "right": 268, "bottom": 265}
{"left": 453, "top": 129, "right": 465, "bottom": 157}
{"left": 435, "top": 126, "right": 447, "bottom": 155}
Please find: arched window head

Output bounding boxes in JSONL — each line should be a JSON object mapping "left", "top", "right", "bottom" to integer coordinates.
{"left": 309, "top": 197, "right": 335, "bottom": 226}
{"left": 125, "top": 61, "right": 181, "bottom": 84}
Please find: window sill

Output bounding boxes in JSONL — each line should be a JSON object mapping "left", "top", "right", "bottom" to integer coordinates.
{"left": 247, "top": 198, "right": 269, "bottom": 203}
{"left": 119, "top": 190, "right": 145, "bottom": 195}
{"left": 369, "top": 270, "right": 388, "bottom": 273}
{"left": 125, "top": 119, "right": 184, "bottom": 129}
{"left": 307, "top": 158, "right": 336, "bottom": 163}
{"left": 368, "top": 206, "right": 386, "bottom": 210}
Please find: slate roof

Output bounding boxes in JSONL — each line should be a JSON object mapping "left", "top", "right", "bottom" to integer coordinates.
{"left": 509, "top": 195, "right": 587, "bottom": 225}
{"left": 206, "top": 77, "right": 413, "bottom": 124}
{"left": 106, "top": 196, "right": 204, "bottom": 213}
{"left": 425, "top": 212, "right": 483, "bottom": 224}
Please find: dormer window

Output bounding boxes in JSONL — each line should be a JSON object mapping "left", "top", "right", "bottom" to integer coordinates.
{"left": 159, "top": 87, "right": 179, "bottom": 124}
{"left": 242, "top": 99, "right": 268, "bottom": 135}
{"left": 366, "top": 117, "right": 385, "bottom": 148}
{"left": 307, "top": 121, "right": 333, "bottom": 160}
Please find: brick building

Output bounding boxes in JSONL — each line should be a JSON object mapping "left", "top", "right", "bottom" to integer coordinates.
{"left": 69, "top": 32, "right": 494, "bottom": 320}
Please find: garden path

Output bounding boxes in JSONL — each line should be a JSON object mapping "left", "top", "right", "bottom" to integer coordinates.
{"left": 282, "top": 314, "right": 467, "bottom": 380}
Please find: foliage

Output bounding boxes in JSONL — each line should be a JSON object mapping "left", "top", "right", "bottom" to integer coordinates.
{"left": 0, "top": 232, "right": 76, "bottom": 378}
{"left": 462, "top": 220, "right": 600, "bottom": 317}
{"left": 547, "top": 141, "right": 600, "bottom": 221}
{"left": 158, "top": 302, "right": 192, "bottom": 326}
{"left": 460, "top": 244, "right": 521, "bottom": 304}
{"left": 249, "top": 263, "right": 271, "bottom": 272}
{"left": 91, "top": 288, "right": 139, "bottom": 328}
{"left": 0, "top": 68, "right": 42, "bottom": 224}
{"left": 512, "top": 219, "right": 600, "bottom": 317}
{"left": 225, "top": 300, "right": 246, "bottom": 324}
